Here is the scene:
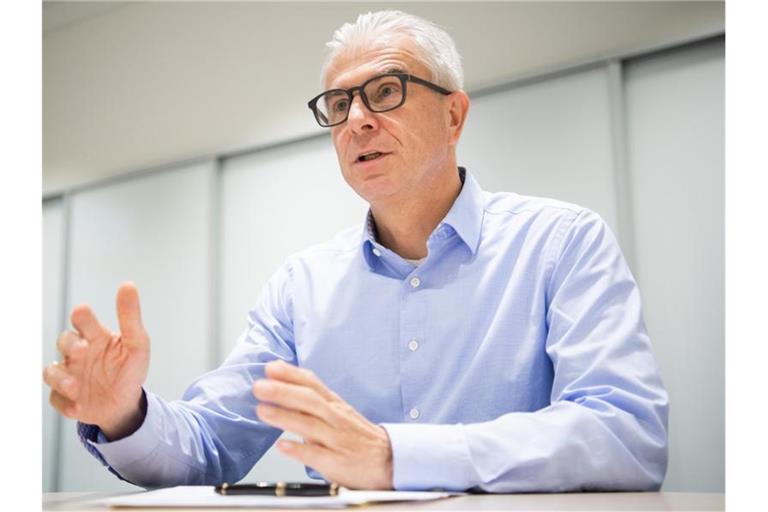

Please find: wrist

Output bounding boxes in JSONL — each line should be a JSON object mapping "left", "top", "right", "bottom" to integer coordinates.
{"left": 100, "top": 388, "right": 147, "bottom": 441}
{"left": 378, "top": 425, "right": 394, "bottom": 489}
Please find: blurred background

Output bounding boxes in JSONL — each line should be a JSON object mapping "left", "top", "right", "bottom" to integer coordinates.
{"left": 42, "top": 0, "right": 724, "bottom": 493}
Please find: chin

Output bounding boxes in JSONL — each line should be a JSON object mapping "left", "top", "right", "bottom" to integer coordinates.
{"left": 343, "top": 176, "right": 387, "bottom": 201}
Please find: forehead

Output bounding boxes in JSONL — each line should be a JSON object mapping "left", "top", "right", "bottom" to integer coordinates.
{"left": 325, "top": 37, "right": 429, "bottom": 89}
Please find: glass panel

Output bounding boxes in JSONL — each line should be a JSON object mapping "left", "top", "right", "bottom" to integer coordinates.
{"left": 624, "top": 39, "right": 724, "bottom": 492}
{"left": 58, "top": 161, "right": 214, "bottom": 491}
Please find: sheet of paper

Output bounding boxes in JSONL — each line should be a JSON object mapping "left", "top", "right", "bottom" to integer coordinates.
{"left": 99, "top": 485, "right": 461, "bottom": 508}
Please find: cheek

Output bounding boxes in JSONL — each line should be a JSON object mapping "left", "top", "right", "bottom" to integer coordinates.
{"left": 332, "top": 134, "right": 349, "bottom": 166}
{"left": 405, "top": 120, "right": 447, "bottom": 160}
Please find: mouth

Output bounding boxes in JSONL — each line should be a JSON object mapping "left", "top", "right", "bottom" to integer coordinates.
{"left": 355, "top": 151, "right": 389, "bottom": 164}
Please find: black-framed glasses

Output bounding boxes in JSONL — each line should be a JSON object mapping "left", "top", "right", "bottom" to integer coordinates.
{"left": 307, "top": 72, "right": 453, "bottom": 128}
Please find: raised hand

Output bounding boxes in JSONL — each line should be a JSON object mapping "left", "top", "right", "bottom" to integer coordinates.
{"left": 253, "top": 360, "right": 394, "bottom": 489}
{"left": 43, "top": 282, "right": 151, "bottom": 440}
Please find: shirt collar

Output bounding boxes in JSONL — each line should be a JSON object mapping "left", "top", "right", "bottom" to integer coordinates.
{"left": 361, "top": 167, "right": 485, "bottom": 268}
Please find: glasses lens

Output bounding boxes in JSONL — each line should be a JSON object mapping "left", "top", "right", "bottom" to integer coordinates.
{"left": 363, "top": 75, "right": 404, "bottom": 112}
{"left": 316, "top": 90, "right": 350, "bottom": 126}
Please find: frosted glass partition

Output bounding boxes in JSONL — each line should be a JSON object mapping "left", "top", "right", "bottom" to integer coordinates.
{"left": 458, "top": 65, "right": 620, "bottom": 234}
{"left": 58, "top": 161, "right": 214, "bottom": 491}
{"left": 220, "top": 135, "right": 368, "bottom": 481}
{"left": 624, "top": 39, "right": 724, "bottom": 492}
{"left": 43, "top": 198, "right": 65, "bottom": 492}
{"left": 220, "top": 136, "right": 368, "bottom": 357}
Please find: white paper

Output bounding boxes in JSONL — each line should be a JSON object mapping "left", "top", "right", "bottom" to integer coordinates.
{"left": 99, "top": 485, "right": 460, "bottom": 509}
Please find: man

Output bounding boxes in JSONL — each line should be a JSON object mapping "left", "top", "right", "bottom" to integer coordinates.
{"left": 43, "top": 11, "right": 668, "bottom": 492}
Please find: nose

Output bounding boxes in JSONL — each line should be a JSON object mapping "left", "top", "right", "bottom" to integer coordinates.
{"left": 346, "top": 93, "right": 378, "bottom": 133}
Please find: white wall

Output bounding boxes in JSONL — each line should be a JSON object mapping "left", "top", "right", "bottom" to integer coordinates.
{"left": 459, "top": 65, "right": 618, "bottom": 231}
{"left": 42, "top": 198, "right": 65, "bottom": 492}
{"left": 624, "top": 39, "right": 725, "bottom": 492}
{"left": 43, "top": 38, "right": 724, "bottom": 492}
{"left": 50, "top": 161, "right": 215, "bottom": 491}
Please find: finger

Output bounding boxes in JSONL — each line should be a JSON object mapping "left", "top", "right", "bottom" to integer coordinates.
{"left": 276, "top": 439, "right": 335, "bottom": 478}
{"left": 116, "top": 282, "right": 147, "bottom": 347}
{"left": 49, "top": 390, "right": 80, "bottom": 418}
{"left": 56, "top": 331, "right": 87, "bottom": 360}
{"left": 253, "top": 379, "right": 332, "bottom": 422}
{"left": 256, "top": 404, "right": 339, "bottom": 449}
{"left": 265, "top": 361, "right": 341, "bottom": 402}
{"left": 70, "top": 304, "right": 112, "bottom": 344}
{"left": 43, "top": 362, "right": 78, "bottom": 400}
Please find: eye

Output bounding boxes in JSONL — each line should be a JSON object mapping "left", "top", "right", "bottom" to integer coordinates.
{"left": 331, "top": 99, "right": 349, "bottom": 113}
{"left": 374, "top": 84, "right": 400, "bottom": 101}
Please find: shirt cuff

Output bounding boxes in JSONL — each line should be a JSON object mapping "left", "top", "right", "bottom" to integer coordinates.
{"left": 83, "top": 390, "right": 165, "bottom": 469}
{"left": 380, "top": 423, "right": 478, "bottom": 491}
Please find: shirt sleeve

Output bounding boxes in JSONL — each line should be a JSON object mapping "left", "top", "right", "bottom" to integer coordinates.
{"left": 381, "top": 209, "right": 669, "bottom": 492}
{"left": 76, "top": 260, "right": 298, "bottom": 488}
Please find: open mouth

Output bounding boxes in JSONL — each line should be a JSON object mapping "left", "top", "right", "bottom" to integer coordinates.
{"left": 357, "top": 151, "right": 387, "bottom": 163}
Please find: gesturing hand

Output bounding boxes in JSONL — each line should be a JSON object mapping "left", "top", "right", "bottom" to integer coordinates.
{"left": 253, "top": 360, "right": 394, "bottom": 490}
{"left": 43, "top": 282, "right": 150, "bottom": 440}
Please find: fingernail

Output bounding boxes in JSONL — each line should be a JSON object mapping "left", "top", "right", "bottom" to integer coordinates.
{"left": 61, "top": 377, "right": 73, "bottom": 390}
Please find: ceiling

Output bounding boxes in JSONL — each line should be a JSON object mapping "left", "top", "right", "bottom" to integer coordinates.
{"left": 42, "top": 1, "right": 725, "bottom": 196}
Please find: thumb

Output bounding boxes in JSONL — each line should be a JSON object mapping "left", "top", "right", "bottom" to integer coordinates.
{"left": 116, "top": 282, "right": 147, "bottom": 346}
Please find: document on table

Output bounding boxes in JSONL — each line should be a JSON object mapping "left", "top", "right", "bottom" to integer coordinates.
{"left": 99, "top": 485, "right": 462, "bottom": 508}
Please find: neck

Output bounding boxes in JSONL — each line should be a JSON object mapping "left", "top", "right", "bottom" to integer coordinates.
{"left": 370, "top": 166, "right": 463, "bottom": 260}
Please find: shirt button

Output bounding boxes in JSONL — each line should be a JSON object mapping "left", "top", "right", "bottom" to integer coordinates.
{"left": 372, "top": 248, "right": 381, "bottom": 257}
{"left": 409, "top": 408, "right": 420, "bottom": 420}
{"left": 408, "top": 339, "right": 419, "bottom": 351}
{"left": 409, "top": 277, "right": 421, "bottom": 288}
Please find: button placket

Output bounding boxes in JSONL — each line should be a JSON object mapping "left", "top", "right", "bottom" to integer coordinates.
{"left": 398, "top": 284, "right": 427, "bottom": 426}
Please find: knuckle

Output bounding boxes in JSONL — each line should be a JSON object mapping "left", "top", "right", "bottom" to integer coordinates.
{"left": 70, "top": 339, "right": 87, "bottom": 354}
{"left": 329, "top": 401, "right": 349, "bottom": 414}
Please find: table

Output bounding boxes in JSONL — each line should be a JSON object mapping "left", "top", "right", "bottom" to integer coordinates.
{"left": 42, "top": 491, "right": 724, "bottom": 511}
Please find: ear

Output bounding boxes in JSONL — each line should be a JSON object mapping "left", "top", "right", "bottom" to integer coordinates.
{"left": 446, "top": 90, "right": 470, "bottom": 147}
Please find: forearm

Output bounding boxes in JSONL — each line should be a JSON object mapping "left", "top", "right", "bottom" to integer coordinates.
{"left": 81, "top": 389, "right": 280, "bottom": 488}
{"left": 382, "top": 398, "right": 668, "bottom": 492}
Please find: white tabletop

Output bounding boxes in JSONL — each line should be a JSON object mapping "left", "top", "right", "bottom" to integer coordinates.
{"left": 42, "top": 490, "right": 724, "bottom": 511}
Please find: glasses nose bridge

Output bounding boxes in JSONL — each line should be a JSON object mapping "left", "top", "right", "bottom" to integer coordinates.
{"left": 345, "top": 85, "right": 372, "bottom": 122}
{"left": 347, "top": 85, "right": 369, "bottom": 109}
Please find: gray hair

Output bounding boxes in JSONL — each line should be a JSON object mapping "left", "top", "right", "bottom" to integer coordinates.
{"left": 321, "top": 10, "right": 464, "bottom": 91}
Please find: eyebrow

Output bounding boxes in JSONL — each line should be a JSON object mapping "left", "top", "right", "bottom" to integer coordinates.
{"left": 328, "top": 66, "right": 409, "bottom": 91}
{"left": 382, "top": 66, "right": 407, "bottom": 75}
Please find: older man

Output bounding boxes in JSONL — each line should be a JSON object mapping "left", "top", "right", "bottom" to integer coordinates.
{"left": 44, "top": 11, "right": 668, "bottom": 492}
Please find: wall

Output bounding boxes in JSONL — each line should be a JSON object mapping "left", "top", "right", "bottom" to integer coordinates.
{"left": 42, "top": 37, "right": 724, "bottom": 492}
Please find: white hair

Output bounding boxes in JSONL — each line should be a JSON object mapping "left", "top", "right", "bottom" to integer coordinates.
{"left": 321, "top": 10, "right": 464, "bottom": 91}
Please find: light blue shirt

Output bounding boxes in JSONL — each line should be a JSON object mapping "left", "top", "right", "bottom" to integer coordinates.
{"left": 79, "top": 168, "right": 668, "bottom": 492}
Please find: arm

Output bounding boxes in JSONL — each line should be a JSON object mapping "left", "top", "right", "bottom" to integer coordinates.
{"left": 382, "top": 209, "right": 669, "bottom": 491}
{"left": 241, "top": 210, "right": 667, "bottom": 492}
{"left": 48, "top": 262, "right": 298, "bottom": 488}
